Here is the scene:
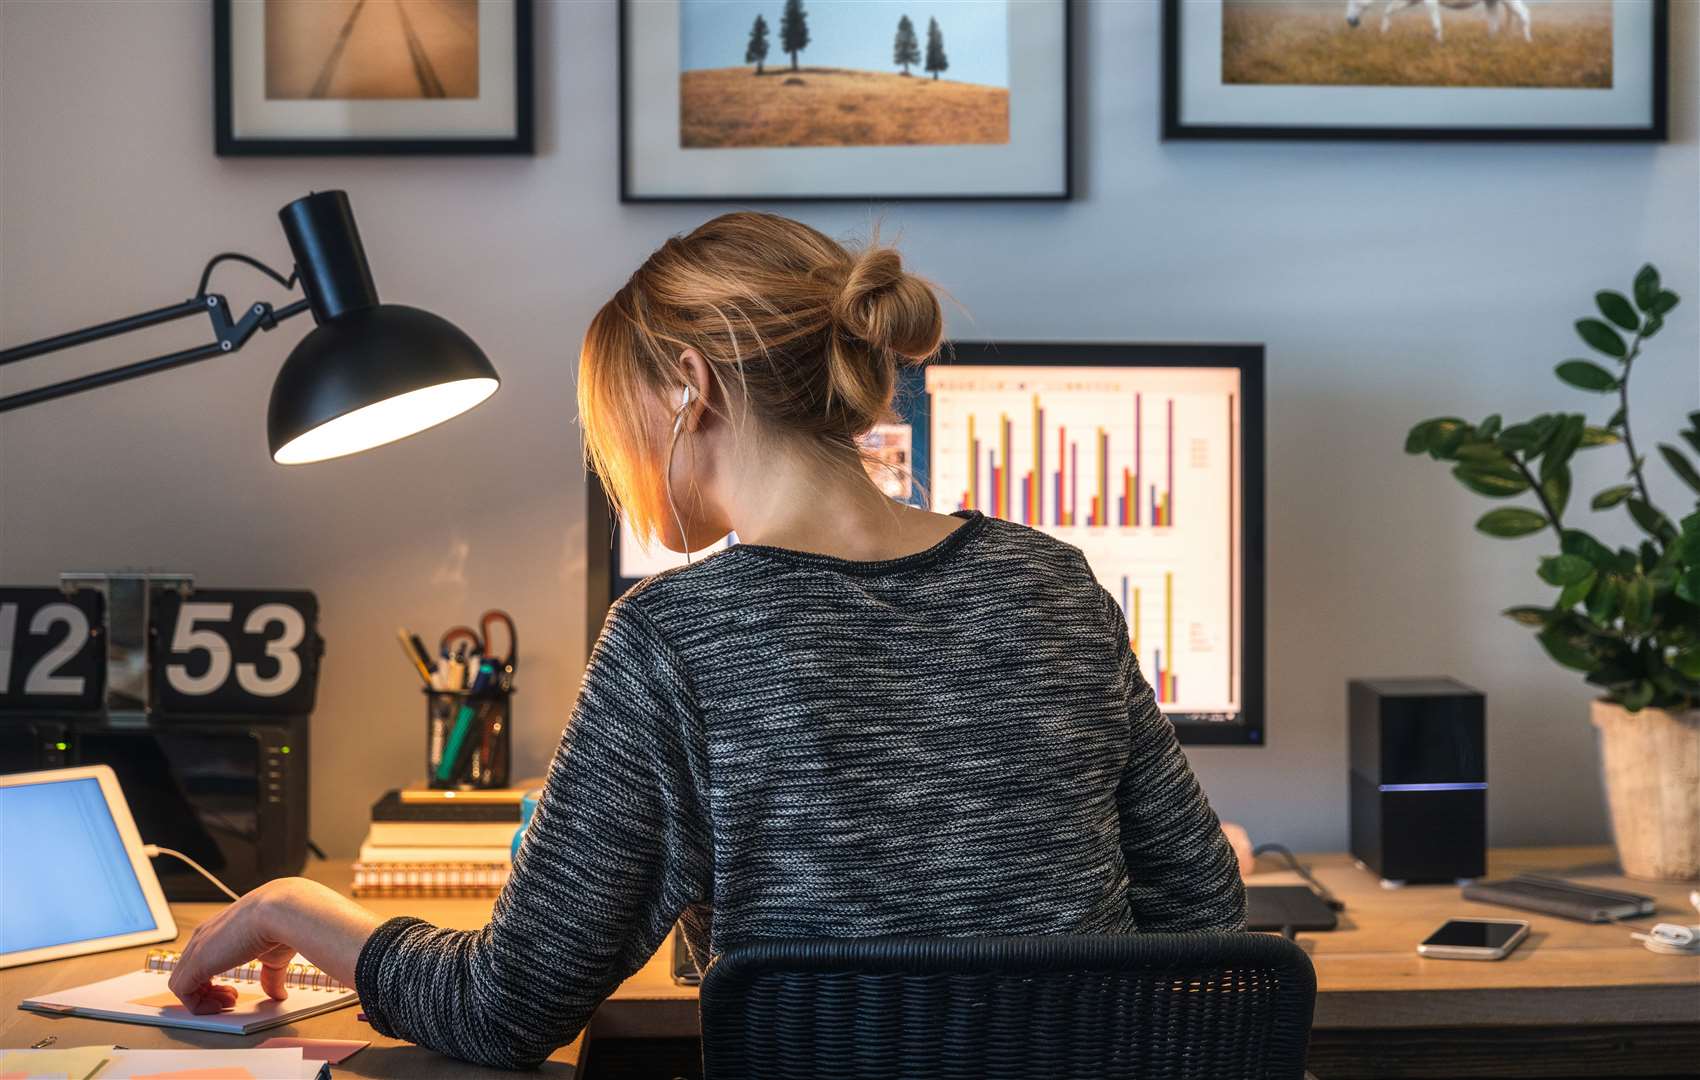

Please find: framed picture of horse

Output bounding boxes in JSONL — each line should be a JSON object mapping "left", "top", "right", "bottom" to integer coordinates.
{"left": 1163, "top": 0, "right": 1667, "bottom": 140}
{"left": 620, "top": 0, "right": 1072, "bottom": 201}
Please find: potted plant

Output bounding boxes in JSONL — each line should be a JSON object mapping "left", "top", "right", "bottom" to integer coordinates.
{"left": 1405, "top": 265, "right": 1700, "bottom": 881}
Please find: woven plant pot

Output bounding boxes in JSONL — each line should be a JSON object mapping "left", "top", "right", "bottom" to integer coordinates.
{"left": 1592, "top": 700, "right": 1700, "bottom": 881}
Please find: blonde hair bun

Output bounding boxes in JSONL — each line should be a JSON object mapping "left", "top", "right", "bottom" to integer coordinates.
{"left": 831, "top": 247, "right": 944, "bottom": 363}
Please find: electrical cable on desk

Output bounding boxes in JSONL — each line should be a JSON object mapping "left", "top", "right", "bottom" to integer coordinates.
{"left": 145, "top": 844, "right": 242, "bottom": 902}
{"left": 1254, "top": 842, "right": 1346, "bottom": 912}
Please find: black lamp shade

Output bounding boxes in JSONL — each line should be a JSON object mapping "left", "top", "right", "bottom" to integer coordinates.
{"left": 267, "top": 190, "right": 499, "bottom": 464}
{"left": 268, "top": 305, "right": 499, "bottom": 464}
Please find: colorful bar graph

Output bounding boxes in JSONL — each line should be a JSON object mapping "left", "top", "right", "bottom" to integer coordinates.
{"left": 951, "top": 392, "right": 1174, "bottom": 530}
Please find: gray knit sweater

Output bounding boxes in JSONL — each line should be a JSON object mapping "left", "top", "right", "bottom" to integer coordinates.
{"left": 355, "top": 512, "right": 1246, "bottom": 1069}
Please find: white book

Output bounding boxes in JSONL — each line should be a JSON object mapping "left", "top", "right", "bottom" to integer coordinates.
{"left": 363, "top": 820, "right": 519, "bottom": 847}
{"left": 18, "top": 966, "right": 355, "bottom": 1036}
{"left": 357, "top": 841, "right": 513, "bottom": 864}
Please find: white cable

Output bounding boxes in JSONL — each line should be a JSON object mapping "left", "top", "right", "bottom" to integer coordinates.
{"left": 144, "top": 844, "right": 242, "bottom": 902}
{"left": 666, "top": 388, "right": 694, "bottom": 565}
{"left": 1628, "top": 890, "right": 1700, "bottom": 957}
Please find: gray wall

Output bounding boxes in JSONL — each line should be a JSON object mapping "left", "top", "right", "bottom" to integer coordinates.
{"left": 3, "top": 0, "right": 1695, "bottom": 858}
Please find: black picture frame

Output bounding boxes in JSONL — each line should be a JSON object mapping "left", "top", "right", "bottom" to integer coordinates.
{"left": 587, "top": 341, "right": 1267, "bottom": 748}
{"left": 618, "top": 0, "right": 1073, "bottom": 202}
{"left": 213, "top": 0, "right": 534, "bottom": 156}
{"left": 1163, "top": 0, "right": 1668, "bottom": 142}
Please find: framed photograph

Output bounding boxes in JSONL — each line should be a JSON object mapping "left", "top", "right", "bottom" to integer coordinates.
{"left": 214, "top": 0, "right": 533, "bottom": 155}
{"left": 1165, "top": 0, "right": 1667, "bottom": 140}
{"left": 621, "top": 0, "right": 1071, "bottom": 201}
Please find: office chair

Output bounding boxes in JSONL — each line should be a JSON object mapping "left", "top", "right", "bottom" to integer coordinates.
{"left": 699, "top": 933, "right": 1317, "bottom": 1080}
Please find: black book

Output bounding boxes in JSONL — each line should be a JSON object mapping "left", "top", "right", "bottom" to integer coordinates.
{"left": 370, "top": 790, "right": 522, "bottom": 824}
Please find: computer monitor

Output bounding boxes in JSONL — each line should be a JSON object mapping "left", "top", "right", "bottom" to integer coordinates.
{"left": 586, "top": 341, "right": 1265, "bottom": 746}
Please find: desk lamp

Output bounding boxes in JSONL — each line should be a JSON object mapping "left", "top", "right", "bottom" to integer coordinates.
{"left": 0, "top": 190, "right": 499, "bottom": 463}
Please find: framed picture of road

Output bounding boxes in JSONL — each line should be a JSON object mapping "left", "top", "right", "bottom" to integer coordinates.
{"left": 214, "top": 0, "right": 533, "bottom": 155}
{"left": 621, "top": 0, "right": 1071, "bottom": 201}
{"left": 1164, "top": 0, "right": 1667, "bottom": 140}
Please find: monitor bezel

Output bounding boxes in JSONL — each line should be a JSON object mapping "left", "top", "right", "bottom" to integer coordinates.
{"left": 586, "top": 340, "right": 1266, "bottom": 748}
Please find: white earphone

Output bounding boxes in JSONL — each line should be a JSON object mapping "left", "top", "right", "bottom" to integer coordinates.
{"left": 667, "top": 385, "right": 695, "bottom": 561}
{"left": 672, "top": 385, "right": 694, "bottom": 436}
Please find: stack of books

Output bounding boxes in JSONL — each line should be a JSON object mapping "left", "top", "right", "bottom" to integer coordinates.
{"left": 353, "top": 784, "right": 535, "bottom": 898}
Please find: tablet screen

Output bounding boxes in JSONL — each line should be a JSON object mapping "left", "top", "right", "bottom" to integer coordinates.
{"left": 0, "top": 776, "right": 158, "bottom": 954}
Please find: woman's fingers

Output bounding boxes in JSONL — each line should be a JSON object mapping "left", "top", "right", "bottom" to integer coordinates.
{"left": 179, "top": 981, "right": 239, "bottom": 1014}
{"left": 257, "top": 942, "right": 298, "bottom": 1001}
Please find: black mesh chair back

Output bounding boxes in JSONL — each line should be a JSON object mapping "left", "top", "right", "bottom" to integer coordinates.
{"left": 700, "top": 933, "right": 1315, "bottom": 1080}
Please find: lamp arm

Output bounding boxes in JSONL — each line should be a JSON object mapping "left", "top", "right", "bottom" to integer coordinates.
{"left": 0, "top": 292, "right": 312, "bottom": 416}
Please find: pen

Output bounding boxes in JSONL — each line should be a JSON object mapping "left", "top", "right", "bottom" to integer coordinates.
{"left": 396, "top": 628, "right": 433, "bottom": 687}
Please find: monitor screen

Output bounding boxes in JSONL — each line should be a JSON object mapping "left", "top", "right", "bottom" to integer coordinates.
{"left": 0, "top": 775, "right": 158, "bottom": 954}
{"left": 590, "top": 342, "right": 1264, "bottom": 745}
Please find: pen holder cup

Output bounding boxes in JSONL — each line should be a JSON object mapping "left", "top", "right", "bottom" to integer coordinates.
{"left": 425, "top": 688, "right": 513, "bottom": 790}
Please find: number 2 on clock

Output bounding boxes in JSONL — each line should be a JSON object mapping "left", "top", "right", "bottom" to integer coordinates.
{"left": 0, "top": 601, "right": 92, "bottom": 696}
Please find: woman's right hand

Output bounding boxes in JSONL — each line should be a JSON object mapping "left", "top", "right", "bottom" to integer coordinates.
{"left": 168, "top": 877, "right": 380, "bottom": 1012}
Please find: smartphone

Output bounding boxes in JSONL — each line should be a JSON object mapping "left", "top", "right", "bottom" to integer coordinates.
{"left": 1417, "top": 918, "right": 1531, "bottom": 960}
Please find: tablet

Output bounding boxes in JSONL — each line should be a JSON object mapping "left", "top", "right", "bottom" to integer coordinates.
{"left": 0, "top": 765, "right": 177, "bottom": 968}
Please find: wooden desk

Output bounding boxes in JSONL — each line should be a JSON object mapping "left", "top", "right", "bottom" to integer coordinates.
{"left": 1258, "top": 847, "right": 1699, "bottom": 1078}
{"left": 3, "top": 848, "right": 1695, "bottom": 1078}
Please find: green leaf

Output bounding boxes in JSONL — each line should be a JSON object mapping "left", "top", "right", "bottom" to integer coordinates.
{"left": 1643, "top": 315, "right": 1665, "bottom": 339}
{"left": 1586, "top": 575, "right": 1620, "bottom": 623}
{"left": 1596, "top": 290, "right": 1640, "bottom": 331}
{"left": 1678, "top": 568, "right": 1700, "bottom": 605}
{"left": 1580, "top": 426, "right": 1619, "bottom": 447}
{"left": 1558, "top": 571, "right": 1596, "bottom": 610}
{"left": 1633, "top": 264, "right": 1661, "bottom": 312}
{"left": 1675, "top": 648, "right": 1700, "bottom": 680}
{"left": 1538, "top": 624, "right": 1599, "bottom": 672}
{"left": 1628, "top": 498, "right": 1678, "bottom": 545}
{"left": 1453, "top": 464, "right": 1529, "bottom": 498}
{"left": 1404, "top": 420, "right": 1434, "bottom": 454}
{"left": 1658, "top": 444, "right": 1700, "bottom": 495}
{"left": 1539, "top": 554, "right": 1594, "bottom": 586}
{"left": 1497, "top": 423, "right": 1544, "bottom": 454}
{"left": 1477, "top": 508, "right": 1548, "bottom": 538}
{"left": 1456, "top": 441, "right": 1510, "bottom": 464}
{"left": 1561, "top": 529, "right": 1616, "bottom": 569}
{"left": 1417, "top": 418, "right": 1469, "bottom": 460}
{"left": 1649, "top": 289, "right": 1680, "bottom": 317}
{"left": 1607, "top": 406, "right": 1627, "bottom": 429}
{"left": 1503, "top": 606, "right": 1550, "bottom": 628}
{"left": 1622, "top": 575, "right": 1655, "bottom": 628}
{"left": 1542, "top": 462, "right": 1571, "bottom": 519}
{"left": 1478, "top": 414, "right": 1502, "bottom": 439}
{"left": 1541, "top": 416, "right": 1585, "bottom": 480}
{"left": 1682, "top": 427, "right": 1700, "bottom": 458}
{"left": 1575, "top": 318, "right": 1627, "bottom": 359}
{"left": 1555, "top": 359, "right": 1619, "bottom": 392}
{"left": 1591, "top": 484, "right": 1635, "bottom": 509}
{"left": 1621, "top": 680, "right": 1655, "bottom": 711}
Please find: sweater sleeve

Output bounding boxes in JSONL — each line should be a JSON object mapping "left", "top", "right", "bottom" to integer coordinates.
{"left": 354, "top": 602, "right": 713, "bottom": 1070}
{"left": 1102, "top": 589, "right": 1247, "bottom": 932}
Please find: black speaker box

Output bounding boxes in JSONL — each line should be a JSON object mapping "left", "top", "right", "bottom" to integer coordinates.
{"left": 1348, "top": 678, "right": 1486, "bottom": 885}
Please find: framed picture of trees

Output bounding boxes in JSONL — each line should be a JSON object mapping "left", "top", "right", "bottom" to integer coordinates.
{"left": 620, "top": 0, "right": 1071, "bottom": 201}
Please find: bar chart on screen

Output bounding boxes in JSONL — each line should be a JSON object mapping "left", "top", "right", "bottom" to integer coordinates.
{"left": 927, "top": 364, "right": 1241, "bottom": 714}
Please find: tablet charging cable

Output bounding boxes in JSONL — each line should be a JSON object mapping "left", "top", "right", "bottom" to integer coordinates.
{"left": 144, "top": 844, "right": 242, "bottom": 903}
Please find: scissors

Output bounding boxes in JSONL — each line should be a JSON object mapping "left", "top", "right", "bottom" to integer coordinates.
{"left": 439, "top": 625, "right": 483, "bottom": 660}
{"left": 478, "top": 609, "right": 517, "bottom": 676}
{"left": 439, "top": 611, "right": 517, "bottom": 668}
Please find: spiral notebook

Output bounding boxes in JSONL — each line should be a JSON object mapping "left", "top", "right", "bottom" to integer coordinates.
{"left": 17, "top": 950, "right": 356, "bottom": 1035}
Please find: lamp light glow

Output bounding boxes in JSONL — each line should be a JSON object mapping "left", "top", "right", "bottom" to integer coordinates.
{"left": 273, "top": 377, "right": 498, "bottom": 464}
